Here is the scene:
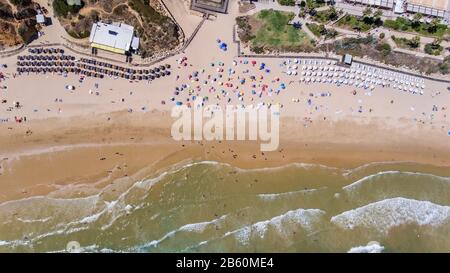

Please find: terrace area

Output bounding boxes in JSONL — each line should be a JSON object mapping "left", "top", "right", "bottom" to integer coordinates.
{"left": 190, "top": 0, "right": 230, "bottom": 13}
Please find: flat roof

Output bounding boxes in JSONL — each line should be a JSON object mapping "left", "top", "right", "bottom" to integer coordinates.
{"left": 36, "top": 14, "right": 45, "bottom": 23}
{"left": 395, "top": 0, "right": 406, "bottom": 13}
{"left": 67, "top": 0, "right": 82, "bottom": 5}
{"left": 346, "top": 0, "right": 395, "bottom": 8}
{"left": 344, "top": 54, "right": 353, "bottom": 64}
{"left": 191, "top": 0, "right": 229, "bottom": 13}
{"left": 407, "top": 0, "right": 449, "bottom": 11}
{"left": 89, "top": 22, "right": 134, "bottom": 52}
{"left": 131, "top": 36, "right": 140, "bottom": 50}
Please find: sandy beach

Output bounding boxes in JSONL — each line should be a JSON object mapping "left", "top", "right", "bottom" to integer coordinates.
{"left": 0, "top": 0, "right": 449, "bottom": 203}
{"left": 1, "top": 107, "right": 450, "bottom": 204}
{"left": 0, "top": 0, "right": 449, "bottom": 252}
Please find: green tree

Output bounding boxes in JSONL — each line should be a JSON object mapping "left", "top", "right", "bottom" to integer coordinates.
{"left": 427, "top": 18, "right": 440, "bottom": 33}
{"left": 424, "top": 38, "right": 443, "bottom": 55}
{"left": 438, "top": 63, "right": 448, "bottom": 74}
{"left": 411, "top": 13, "right": 423, "bottom": 28}
{"left": 53, "top": 0, "right": 84, "bottom": 17}
{"left": 326, "top": 28, "right": 338, "bottom": 39}
{"left": 413, "top": 12, "right": 423, "bottom": 21}
{"left": 408, "top": 35, "right": 420, "bottom": 48}
{"left": 362, "top": 7, "right": 373, "bottom": 18}
{"left": 375, "top": 40, "right": 391, "bottom": 56}
{"left": 413, "top": 13, "right": 423, "bottom": 22}
{"left": 328, "top": 7, "right": 338, "bottom": 21}
{"left": 277, "top": 0, "right": 296, "bottom": 6}
{"left": 380, "top": 43, "right": 391, "bottom": 56}
{"left": 373, "top": 9, "right": 383, "bottom": 25}
{"left": 318, "top": 24, "right": 326, "bottom": 35}
{"left": 432, "top": 37, "right": 442, "bottom": 46}
{"left": 373, "top": 9, "right": 383, "bottom": 19}
{"left": 362, "top": 7, "right": 375, "bottom": 25}
{"left": 10, "top": 0, "right": 31, "bottom": 6}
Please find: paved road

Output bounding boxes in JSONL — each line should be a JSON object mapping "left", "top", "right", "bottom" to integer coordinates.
{"left": 162, "top": 0, "right": 203, "bottom": 38}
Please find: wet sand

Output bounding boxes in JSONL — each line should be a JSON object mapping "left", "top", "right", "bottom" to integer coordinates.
{"left": 0, "top": 0, "right": 449, "bottom": 252}
{"left": 1, "top": 109, "right": 449, "bottom": 203}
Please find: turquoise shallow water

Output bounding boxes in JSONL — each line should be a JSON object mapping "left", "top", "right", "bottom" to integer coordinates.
{"left": 0, "top": 161, "right": 449, "bottom": 252}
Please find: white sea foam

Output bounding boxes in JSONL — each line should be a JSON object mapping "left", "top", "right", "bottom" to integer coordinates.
{"left": 342, "top": 161, "right": 413, "bottom": 176}
{"left": 167, "top": 160, "right": 337, "bottom": 174}
{"left": 0, "top": 160, "right": 221, "bottom": 239}
{"left": 1, "top": 142, "right": 173, "bottom": 161}
{"left": 133, "top": 160, "right": 222, "bottom": 191}
{"left": 1, "top": 167, "right": 168, "bottom": 244}
{"left": 225, "top": 208, "right": 326, "bottom": 245}
{"left": 342, "top": 171, "right": 400, "bottom": 191}
{"left": 142, "top": 160, "right": 337, "bottom": 176}
{"left": 0, "top": 159, "right": 335, "bottom": 248}
{"left": 348, "top": 241, "right": 385, "bottom": 253}
{"left": 0, "top": 160, "right": 332, "bottom": 251}
{"left": 15, "top": 216, "right": 52, "bottom": 224}
{"left": 257, "top": 187, "right": 324, "bottom": 201}
{"left": 0, "top": 194, "right": 99, "bottom": 211}
{"left": 179, "top": 222, "right": 211, "bottom": 233}
{"left": 343, "top": 171, "right": 450, "bottom": 192}
{"left": 0, "top": 184, "right": 136, "bottom": 247}
{"left": 134, "top": 214, "right": 229, "bottom": 251}
{"left": 0, "top": 239, "right": 31, "bottom": 249}
{"left": 331, "top": 197, "right": 450, "bottom": 234}
{"left": 235, "top": 162, "right": 338, "bottom": 173}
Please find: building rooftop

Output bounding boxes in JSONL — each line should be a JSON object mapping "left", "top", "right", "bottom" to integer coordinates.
{"left": 345, "top": 0, "right": 395, "bottom": 8}
{"left": 36, "top": 14, "right": 45, "bottom": 24}
{"left": 407, "top": 0, "right": 449, "bottom": 11}
{"left": 66, "top": 0, "right": 82, "bottom": 5}
{"left": 131, "top": 36, "right": 140, "bottom": 51}
{"left": 89, "top": 22, "right": 135, "bottom": 54}
{"left": 191, "top": 0, "right": 229, "bottom": 13}
{"left": 343, "top": 54, "right": 353, "bottom": 65}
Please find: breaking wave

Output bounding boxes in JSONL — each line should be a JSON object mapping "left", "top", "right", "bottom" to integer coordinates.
{"left": 348, "top": 241, "right": 385, "bottom": 253}
{"left": 0, "top": 159, "right": 449, "bottom": 252}
{"left": 331, "top": 197, "right": 450, "bottom": 234}
{"left": 221, "top": 208, "right": 325, "bottom": 246}
{"left": 257, "top": 188, "right": 325, "bottom": 201}
{"left": 343, "top": 171, "right": 450, "bottom": 192}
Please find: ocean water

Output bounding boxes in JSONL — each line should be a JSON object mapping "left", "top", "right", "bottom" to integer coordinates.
{"left": 0, "top": 161, "right": 449, "bottom": 253}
